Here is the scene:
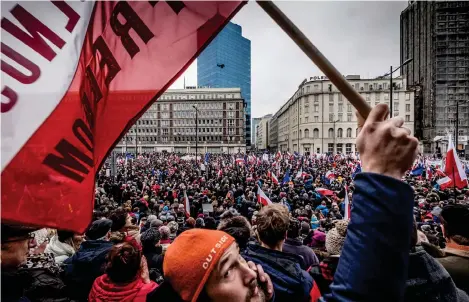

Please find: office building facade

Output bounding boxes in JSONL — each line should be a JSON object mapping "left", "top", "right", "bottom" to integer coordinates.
{"left": 255, "top": 114, "right": 272, "bottom": 150}
{"left": 115, "top": 88, "right": 246, "bottom": 154}
{"left": 251, "top": 117, "right": 262, "bottom": 147}
{"left": 197, "top": 22, "right": 252, "bottom": 146}
{"left": 400, "top": 1, "right": 469, "bottom": 153}
{"left": 273, "top": 75, "right": 414, "bottom": 154}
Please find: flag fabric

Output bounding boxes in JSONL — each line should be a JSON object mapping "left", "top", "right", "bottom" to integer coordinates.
{"left": 275, "top": 151, "right": 282, "bottom": 161}
{"left": 325, "top": 171, "right": 335, "bottom": 180}
{"left": 344, "top": 186, "right": 351, "bottom": 220}
{"left": 236, "top": 158, "right": 245, "bottom": 165}
{"left": 444, "top": 135, "right": 468, "bottom": 189}
{"left": 271, "top": 172, "right": 279, "bottom": 185}
{"left": 1, "top": 1, "right": 245, "bottom": 232}
{"left": 316, "top": 188, "right": 334, "bottom": 196}
{"left": 295, "top": 168, "right": 303, "bottom": 180}
{"left": 183, "top": 190, "right": 190, "bottom": 218}
{"left": 217, "top": 169, "right": 222, "bottom": 178}
{"left": 435, "top": 168, "right": 446, "bottom": 177}
{"left": 437, "top": 176, "right": 453, "bottom": 190}
{"left": 426, "top": 166, "right": 433, "bottom": 180}
{"left": 204, "top": 153, "right": 210, "bottom": 164}
{"left": 282, "top": 169, "right": 291, "bottom": 185}
{"left": 257, "top": 187, "right": 272, "bottom": 206}
{"left": 263, "top": 153, "right": 269, "bottom": 162}
{"left": 410, "top": 163, "right": 424, "bottom": 176}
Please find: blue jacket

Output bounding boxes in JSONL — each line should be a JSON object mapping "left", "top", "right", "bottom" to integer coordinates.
{"left": 243, "top": 243, "right": 313, "bottom": 302}
{"left": 62, "top": 240, "right": 113, "bottom": 301}
{"left": 326, "top": 173, "right": 414, "bottom": 301}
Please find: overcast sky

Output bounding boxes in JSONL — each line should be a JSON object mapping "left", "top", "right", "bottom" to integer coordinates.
{"left": 171, "top": 1, "right": 408, "bottom": 118}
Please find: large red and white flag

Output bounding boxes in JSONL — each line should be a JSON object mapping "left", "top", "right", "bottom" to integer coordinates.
{"left": 183, "top": 190, "right": 190, "bottom": 218}
{"left": 257, "top": 187, "right": 272, "bottom": 206}
{"left": 444, "top": 135, "right": 468, "bottom": 189}
{"left": 271, "top": 172, "right": 279, "bottom": 185}
{"left": 1, "top": 1, "right": 244, "bottom": 232}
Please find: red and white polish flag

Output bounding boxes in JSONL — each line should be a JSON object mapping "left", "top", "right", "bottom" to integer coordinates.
{"left": 257, "top": 186, "right": 272, "bottom": 206}
{"left": 444, "top": 135, "right": 468, "bottom": 189}
{"left": 1, "top": 1, "right": 244, "bottom": 232}
{"left": 271, "top": 172, "right": 279, "bottom": 185}
{"left": 183, "top": 190, "right": 190, "bottom": 218}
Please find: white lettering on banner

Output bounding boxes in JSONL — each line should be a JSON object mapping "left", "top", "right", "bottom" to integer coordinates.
{"left": 202, "top": 235, "right": 228, "bottom": 270}
{"left": 1, "top": 1, "right": 94, "bottom": 170}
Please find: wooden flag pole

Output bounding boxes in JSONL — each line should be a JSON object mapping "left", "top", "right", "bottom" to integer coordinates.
{"left": 257, "top": 0, "right": 372, "bottom": 118}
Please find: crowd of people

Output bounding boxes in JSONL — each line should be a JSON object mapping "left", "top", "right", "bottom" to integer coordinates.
{"left": 2, "top": 104, "right": 469, "bottom": 301}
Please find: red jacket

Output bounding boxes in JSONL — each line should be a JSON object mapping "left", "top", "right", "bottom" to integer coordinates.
{"left": 89, "top": 275, "right": 157, "bottom": 302}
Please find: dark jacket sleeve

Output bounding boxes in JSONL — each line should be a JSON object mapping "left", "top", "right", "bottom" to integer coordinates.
{"left": 327, "top": 173, "right": 414, "bottom": 301}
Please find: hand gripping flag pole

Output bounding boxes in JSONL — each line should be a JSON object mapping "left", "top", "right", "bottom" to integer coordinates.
{"left": 257, "top": 0, "right": 372, "bottom": 119}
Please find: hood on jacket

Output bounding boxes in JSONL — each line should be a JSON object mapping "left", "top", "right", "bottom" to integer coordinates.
{"left": 89, "top": 274, "right": 157, "bottom": 302}
{"left": 44, "top": 235, "right": 75, "bottom": 264}
{"left": 243, "top": 243, "right": 313, "bottom": 302}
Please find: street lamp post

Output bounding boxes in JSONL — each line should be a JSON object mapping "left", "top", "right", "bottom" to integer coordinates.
{"left": 380, "top": 58, "right": 413, "bottom": 117}
{"left": 193, "top": 105, "right": 199, "bottom": 163}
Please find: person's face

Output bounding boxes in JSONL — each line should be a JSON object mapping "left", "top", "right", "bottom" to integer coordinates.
{"left": 204, "top": 243, "right": 266, "bottom": 302}
{"left": 1, "top": 233, "right": 36, "bottom": 269}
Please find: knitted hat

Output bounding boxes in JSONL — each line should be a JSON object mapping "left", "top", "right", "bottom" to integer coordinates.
{"left": 325, "top": 220, "right": 349, "bottom": 255}
{"left": 164, "top": 229, "right": 235, "bottom": 302}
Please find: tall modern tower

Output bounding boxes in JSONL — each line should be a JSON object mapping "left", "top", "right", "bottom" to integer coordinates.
{"left": 198, "top": 22, "right": 252, "bottom": 147}
{"left": 400, "top": 1, "right": 469, "bottom": 154}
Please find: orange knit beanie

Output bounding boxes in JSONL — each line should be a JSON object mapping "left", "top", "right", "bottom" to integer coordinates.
{"left": 163, "top": 229, "right": 235, "bottom": 301}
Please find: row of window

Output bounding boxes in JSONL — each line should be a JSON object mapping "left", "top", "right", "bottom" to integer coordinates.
{"left": 159, "top": 94, "right": 239, "bottom": 101}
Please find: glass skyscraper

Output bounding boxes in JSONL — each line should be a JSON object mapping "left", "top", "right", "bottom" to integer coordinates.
{"left": 197, "top": 22, "right": 252, "bottom": 146}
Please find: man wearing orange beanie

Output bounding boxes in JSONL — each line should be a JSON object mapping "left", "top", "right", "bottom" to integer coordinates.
{"left": 161, "top": 228, "right": 273, "bottom": 302}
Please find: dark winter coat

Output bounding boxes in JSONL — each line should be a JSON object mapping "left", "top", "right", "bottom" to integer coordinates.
{"left": 62, "top": 240, "right": 113, "bottom": 301}
{"left": 243, "top": 243, "right": 316, "bottom": 302}
{"left": 283, "top": 237, "right": 319, "bottom": 270}
{"left": 405, "top": 246, "right": 469, "bottom": 301}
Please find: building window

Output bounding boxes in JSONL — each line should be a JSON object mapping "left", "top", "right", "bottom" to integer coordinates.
{"left": 328, "top": 128, "right": 334, "bottom": 138}
{"left": 337, "top": 143, "right": 343, "bottom": 153}
{"left": 314, "top": 105, "right": 319, "bottom": 112}
{"left": 384, "top": 93, "right": 389, "bottom": 100}
{"left": 393, "top": 93, "right": 399, "bottom": 100}
{"left": 329, "top": 94, "right": 334, "bottom": 102}
{"left": 347, "top": 104, "right": 352, "bottom": 112}
{"left": 314, "top": 116, "right": 319, "bottom": 122}
{"left": 338, "top": 113, "right": 343, "bottom": 121}
{"left": 337, "top": 128, "right": 343, "bottom": 138}
{"left": 346, "top": 143, "right": 352, "bottom": 153}
{"left": 329, "top": 104, "right": 333, "bottom": 112}
{"left": 305, "top": 116, "right": 309, "bottom": 123}
{"left": 338, "top": 104, "right": 343, "bottom": 112}
{"left": 329, "top": 114, "right": 334, "bottom": 122}
{"left": 405, "top": 115, "right": 410, "bottom": 122}
{"left": 304, "top": 129, "right": 310, "bottom": 138}
{"left": 405, "top": 93, "right": 410, "bottom": 100}
{"left": 405, "top": 104, "right": 410, "bottom": 112}
{"left": 346, "top": 128, "right": 352, "bottom": 138}
{"left": 347, "top": 114, "right": 352, "bottom": 122}
{"left": 328, "top": 143, "right": 334, "bottom": 153}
